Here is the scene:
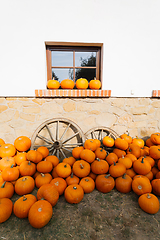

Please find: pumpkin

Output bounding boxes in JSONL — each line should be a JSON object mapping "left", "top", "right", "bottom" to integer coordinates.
{"left": 2, "top": 164, "right": 19, "bottom": 182}
{"left": 138, "top": 193, "right": 159, "bottom": 214}
{"left": 0, "top": 138, "right": 5, "bottom": 146}
{"left": 132, "top": 137, "right": 144, "bottom": 148}
{"left": 89, "top": 78, "right": 101, "bottom": 89}
{"left": 14, "top": 136, "right": 31, "bottom": 152}
{"left": 91, "top": 158, "right": 109, "bottom": 175}
{"left": 88, "top": 171, "right": 97, "bottom": 180}
{"left": 132, "top": 175, "right": 152, "bottom": 195}
{"left": 126, "top": 168, "right": 136, "bottom": 179}
{"left": 93, "top": 139, "right": 101, "bottom": 149}
{"left": 80, "top": 149, "right": 96, "bottom": 163}
{"left": 37, "top": 146, "right": 49, "bottom": 158}
{"left": 152, "top": 166, "right": 159, "bottom": 178}
{"left": 114, "top": 138, "right": 128, "bottom": 151}
{"left": 14, "top": 152, "right": 27, "bottom": 166}
{"left": 62, "top": 156, "right": 76, "bottom": 167}
{"left": 109, "top": 162, "right": 126, "bottom": 178}
{"left": 126, "top": 143, "right": 141, "bottom": 158}
{"left": 19, "top": 160, "right": 36, "bottom": 177}
{"left": 36, "top": 160, "right": 53, "bottom": 173}
{"left": 115, "top": 173, "right": 132, "bottom": 193}
{"left": 72, "top": 160, "right": 90, "bottom": 178}
{"left": 26, "top": 150, "right": 43, "bottom": 163}
{"left": 0, "top": 198, "right": 13, "bottom": 223}
{"left": 50, "top": 177, "right": 67, "bottom": 195}
{"left": 106, "top": 152, "right": 118, "bottom": 165}
{"left": 125, "top": 153, "right": 137, "bottom": 163}
{"left": 45, "top": 155, "right": 59, "bottom": 167}
{"left": 72, "top": 146, "right": 84, "bottom": 159}
{"left": 76, "top": 78, "right": 88, "bottom": 89}
{"left": 151, "top": 178, "right": 160, "bottom": 196}
{"left": 144, "top": 171, "right": 153, "bottom": 181}
{"left": 0, "top": 181, "right": 14, "bottom": 199}
{"left": 28, "top": 200, "right": 53, "bottom": 228}
{"left": 118, "top": 155, "right": 132, "bottom": 169}
{"left": 133, "top": 157, "right": 151, "bottom": 175}
{"left": 150, "top": 132, "right": 160, "bottom": 145}
{"left": 35, "top": 173, "right": 52, "bottom": 188}
{"left": 0, "top": 143, "right": 16, "bottom": 158}
{"left": 55, "top": 162, "right": 71, "bottom": 178}
{"left": 149, "top": 146, "right": 160, "bottom": 160}
{"left": 51, "top": 166, "right": 59, "bottom": 178}
{"left": 102, "top": 136, "right": 114, "bottom": 148}
{"left": 13, "top": 194, "right": 37, "bottom": 218}
{"left": 84, "top": 139, "right": 97, "bottom": 151}
{"left": 140, "top": 146, "right": 150, "bottom": 156}
{"left": 95, "top": 147, "right": 107, "bottom": 160}
{"left": 0, "top": 156, "right": 15, "bottom": 171}
{"left": 47, "top": 78, "right": 60, "bottom": 89}
{"left": 113, "top": 148, "right": 126, "bottom": 158}
{"left": 139, "top": 155, "right": 155, "bottom": 168}
{"left": 61, "top": 79, "right": 74, "bottom": 89}
{"left": 66, "top": 172, "right": 80, "bottom": 185}
{"left": 37, "top": 183, "right": 59, "bottom": 207}
{"left": 79, "top": 177, "right": 95, "bottom": 193}
{"left": 145, "top": 138, "right": 155, "bottom": 147}
{"left": 95, "top": 174, "right": 115, "bottom": 193}
{"left": 64, "top": 184, "right": 84, "bottom": 204}
{"left": 15, "top": 176, "right": 35, "bottom": 195}
{"left": 120, "top": 132, "right": 132, "bottom": 144}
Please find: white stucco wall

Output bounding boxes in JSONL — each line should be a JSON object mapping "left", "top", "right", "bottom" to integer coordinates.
{"left": 0, "top": 0, "right": 160, "bottom": 97}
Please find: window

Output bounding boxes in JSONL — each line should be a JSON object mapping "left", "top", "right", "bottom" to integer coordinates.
{"left": 46, "top": 42, "right": 103, "bottom": 87}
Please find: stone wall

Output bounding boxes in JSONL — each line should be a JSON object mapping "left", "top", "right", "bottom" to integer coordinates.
{"left": 0, "top": 97, "right": 160, "bottom": 144}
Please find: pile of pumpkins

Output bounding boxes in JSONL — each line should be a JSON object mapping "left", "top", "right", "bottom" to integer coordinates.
{"left": 47, "top": 77, "right": 101, "bottom": 90}
{"left": 1, "top": 132, "right": 160, "bottom": 228}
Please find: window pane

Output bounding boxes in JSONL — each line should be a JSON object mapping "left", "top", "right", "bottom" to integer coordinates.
{"left": 52, "top": 68, "right": 73, "bottom": 82}
{"left": 75, "top": 68, "right": 96, "bottom": 82}
{"left": 75, "top": 52, "right": 96, "bottom": 67}
{"left": 51, "top": 51, "right": 73, "bottom": 67}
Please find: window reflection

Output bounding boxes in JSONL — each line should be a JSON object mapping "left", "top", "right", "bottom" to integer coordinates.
{"left": 75, "top": 52, "right": 96, "bottom": 67}
{"left": 52, "top": 69, "right": 73, "bottom": 82}
{"left": 51, "top": 51, "right": 73, "bottom": 67}
{"left": 75, "top": 68, "right": 96, "bottom": 81}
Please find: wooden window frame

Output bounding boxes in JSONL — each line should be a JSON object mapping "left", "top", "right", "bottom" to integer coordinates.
{"left": 45, "top": 42, "right": 103, "bottom": 87}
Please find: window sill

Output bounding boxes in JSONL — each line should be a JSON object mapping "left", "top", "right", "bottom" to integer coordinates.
{"left": 152, "top": 90, "right": 160, "bottom": 97}
{"left": 35, "top": 89, "right": 111, "bottom": 97}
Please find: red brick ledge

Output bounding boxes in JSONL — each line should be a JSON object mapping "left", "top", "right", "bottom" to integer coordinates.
{"left": 35, "top": 89, "right": 111, "bottom": 97}
{"left": 152, "top": 90, "right": 160, "bottom": 97}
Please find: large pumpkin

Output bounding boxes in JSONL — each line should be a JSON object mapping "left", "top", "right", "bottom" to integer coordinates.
{"left": 47, "top": 78, "right": 60, "bottom": 89}
{"left": 76, "top": 78, "right": 88, "bottom": 89}
{"left": 60, "top": 79, "right": 74, "bottom": 89}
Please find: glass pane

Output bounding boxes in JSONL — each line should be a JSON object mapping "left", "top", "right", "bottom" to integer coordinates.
{"left": 75, "top": 68, "right": 96, "bottom": 82}
{"left": 51, "top": 51, "right": 73, "bottom": 67}
{"left": 75, "top": 52, "right": 96, "bottom": 67}
{"left": 52, "top": 68, "right": 73, "bottom": 82}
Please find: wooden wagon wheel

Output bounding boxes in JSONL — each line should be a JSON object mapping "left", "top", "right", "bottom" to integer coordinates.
{"left": 84, "top": 126, "right": 119, "bottom": 151}
{"left": 31, "top": 118, "right": 86, "bottom": 161}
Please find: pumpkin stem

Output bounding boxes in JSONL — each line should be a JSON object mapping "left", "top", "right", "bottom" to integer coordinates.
{"left": 28, "top": 161, "right": 31, "bottom": 165}
{"left": 147, "top": 193, "right": 151, "bottom": 199}
{"left": 1, "top": 181, "right": 6, "bottom": 188}
{"left": 122, "top": 173, "right": 126, "bottom": 179}
{"left": 105, "top": 174, "right": 111, "bottom": 179}
{"left": 41, "top": 173, "right": 45, "bottom": 177}
{"left": 96, "top": 158, "right": 101, "bottom": 162}
{"left": 80, "top": 163, "right": 84, "bottom": 169}
{"left": 138, "top": 185, "right": 142, "bottom": 190}
{"left": 38, "top": 207, "right": 42, "bottom": 212}
{"left": 113, "top": 161, "right": 116, "bottom": 166}
{"left": 71, "top": 172, "right": 74, "bottom": 178}
{"left": 85, "top": 178, "right": 89, "bottom": 182}
{"left": 141, "top": 157, "right": 144, "bottom": 163}
{"left": 64, "top": 164, "right": 67, "bottom": 168}
{"left": 73, "top": 186, "right": 77, "bottom": 190}
{"left": 10, "top": 164, "right": 14, "bottom": 168}
{"left": 23, "top": 195, "right": 27, "bottom": 201}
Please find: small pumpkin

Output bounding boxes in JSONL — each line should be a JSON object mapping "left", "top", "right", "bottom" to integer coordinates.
{"left": 62, "top": 157, "right": 76, "bottom": 167}
{"left": 151, "top": 178, "right": 160, "bottom": 196}
{"left": 84, "top": 139, "right": 97, "bottom": 151}
{"left": 72, "top": 160, "right": 90, "bottom": 178}
{"left": 13, "top": 194, "right": 37, "bottom": 218}
{"left": 72, "top": 146, "right": 84, "bottom": 159}
{"left": 15, "top": 176, "right": 35, "bottom": 195}
{"left": 35, "top": 173, "right": 52, "bottom": 188}
{"left": 28, "top": 200, "right": 53, "bottom": 228}
{"left": 113, "top": 148, "right": 126, "bottom": 158}
{"left": 61, "top": 79, "right": 74, "bottom": 89}
{"left": 76, "top": 78, "right": 88, "bottom": 89}
{"left": 0, "top": 181, "right": 14, "bottom": 199}
{"left": 89, "top": 78, "right": 101, "bottom": 89}
{"left": 95, "top": 147, "right": 107, "bottom": 160}
{"left": 66, "top": 172, "right": 80, "bottom": 185}
{"left": 132, "top": 175, "right": 152, "bottom": 195}
{"left": 47, "top": 77, "right": 60, "bottom": 89}
{"left": 37, "top": 183, "right": 59, "bottom": 207}
{"left": 14, "top": 152, "right": 27, "bottom": 166}
{"left": 0, "top": 143, "right": 16, "bottom": 158}
{"left": 114, "top": 138, "right": 128, "bottom": 151}
{"left": 19, "top": 160, "right": 36, "bottom": 177}
{"left": 138, "top": 193, "right": 159, "bottom": 214}
{"left": 0, "top": 198, "right": 13, "bottom": 223}
{"left": 0, "top": 156, "right": 15, "bottom": 171}
{"left": 115, "top": 173, "right": 132, "bottom": 193}
{"left": 126, "top": 143, "right": 141, "bottom": 158}
{"left": 132, "top": 137, "right": 144, "bottom": 148}
{"left": 64, "top": 184, "right": 84, "bottom": 204}
{"left": 80, "top": 148, "right": 96, "bottom": 163}
{"left": 133, "top": 157, "right": 151, "bottom": 175}
{"left": 26, "top": 150, "right": 43, "bottom": 163}
{"left": 102, "top": 136, "right": 114, "bottom": 148}
{"left": 149, "top": 146, "right": 160, "bottom": 160}
{"left": 91, "top": 158, "right": 109, "bottom": 175}
{"left": 120, "top": 132, "right": 132, "bottom": 144}
{"left": 37, "top": 146, "right": 49, "bottom": 158}
{"left": 36, "top": 159, "right": 53, "bottom": 173}
{"left": 106, "top": 152, "right": 118, "bottom": 165}
{"left": 109, "top": 162, "right": 126, "bottom": 178}
{"left": 79, "top": 177, "right": 95, "bottom": 193}
{"left": 2, "top": 164, "right": 19, "bottom": 182}
{"left": 55, "top": 162, "right": 71, "bottom": 178}
{"left": 14, "top": 136, "right": 31, "bottom": 152}
{"left": 150, "top": 132, "right": 160, "bottom": 145}
{"left": 45, "top": 155, "right": 59, "bottom": 167}
{"left": 95, "top": 174, "right": 115, "bottom": 193}
{"left": 50, "top": 177, "right": 67, "bottom": 195}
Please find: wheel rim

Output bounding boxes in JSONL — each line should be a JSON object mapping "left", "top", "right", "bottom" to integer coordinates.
{"left": 31, "top": 118, "right": 86, "bottom": 161}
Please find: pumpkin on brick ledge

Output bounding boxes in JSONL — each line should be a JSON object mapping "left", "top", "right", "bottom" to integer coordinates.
{"left": 89, "top": 78, "right": 101, "bottom": 89}
{"left": 47, "top": 77, "right": 60, "bottom": 89}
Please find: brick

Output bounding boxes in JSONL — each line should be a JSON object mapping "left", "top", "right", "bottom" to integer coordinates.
{"left": 20, "top": 112, "right": 36, "bottom": 122}
{"left": 96, "top": 113, "right": 117, "bottom": 127}
{"left": 0, "top": 105, "right": 8, "bottom": 113}
{"left": 130, "top": 107, "right": 148, "bottom": 115}
{"left": 63, "top": 100, "right": 76, "bottom": 112}
{"left": 23, "top": 107, "right": 41, "bottom": 114}
{"left": 7, "top": 101, "right": 22, "bottom": 109}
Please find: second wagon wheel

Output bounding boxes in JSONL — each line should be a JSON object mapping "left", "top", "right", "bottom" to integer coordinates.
{"left": 31, "top": 118, "right": 86, "bottom": 161}
{"left": 84, "top": 126, "right": 119, "bottom": 151}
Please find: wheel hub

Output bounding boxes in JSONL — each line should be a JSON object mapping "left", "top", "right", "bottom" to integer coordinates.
{"left": 53, "top": 140, "right": 62, "bottom": 149}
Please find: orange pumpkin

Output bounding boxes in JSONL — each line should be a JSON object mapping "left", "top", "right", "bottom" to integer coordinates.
{"left": 50, "top": 177, "right": 67, "bottom": 195}
{"left": 66, "top": 172, "right": 80, "bottom": 185}
{"left": 149, "top": 146, "right": 160, "bottom": 160}
{"left": 95, "top": 174, "right": 115, "bottom": 193}
{"left": 36, "top": 160, "right": 53, "bottom": 173}
{"left": 114, "top": 138, "right": 128, "bottom": 151}
{"left": 138, "top": 193, "right": 159, "bottom": 214}
{"left": 64, "top": 184, "right": 84, "bottom": 204}
{"left": 0, "top": 156, "right": 15, "bottom": 171}
{"left": 80, "top": 149, "right": 96, "bottom": 163}
{"left": 115, "top": 173, "right": 132, "bottom": 193}
{"left": 14, "top": 152, "right": 27, "bottom": 166}
{"left": 14, "top": 136, "right": 31, "bottom": 152}
{"left": 37, "top": 146, "right": 49, "bottom": 158}
{"left": 26, "top": 150, "right": 43, "bottom": 163}
{"left": 37, "top": 183, "right": 59, "bottom": 207}
{"left": 45, "top": 155, "right": 59, "bottom": 167}
{"left": 76, "top": 78, "right": 88, "bottom": 89}
{"left": 79, "top": 177, "right": 95, "bottom": 193}
{"left": 72, "top": 160, "right": 90, "bottom": 178}
{"left": 89, "top": 78, "right": 101, "bottom": 89}
{"left": 132, "top": 175, "right": 152, "bottom": 195}
{"left": 47, "top": 78, "right": 60, "bottom": 89}
{"left": 0, "top": 144, "right": 16, "bottom": 158}
{"left": 95, "top": 147, "right": 107, "bottom": 160}
{"left": 72, "top": 146, "right": 84, "bottom": 159}
{"left": 91, "top": 158, "right": 109, "bottom": 175}
{"left": 61, "top": 79, "right": 74, "bottom": 89}
{"left": 0, "top": 198, "right": 13, "bottom": 223}
{"left": 35, "top": 173, "right": 52, "bottom": 188}
{"left": 63, "top": 156, "right": 76, "bottom": 167}
{"left": 56, "top": 162, "right": 71, "bottom": 178}
{"left": 120, "top": 132, "right": 132, "bottom": 144}
{"left": 0, "top": 181, "right": 14, "bottom": 199}
{"left": 15, "top": 176, "right": 35, "bottom": 195}
{"left": 133, "top": 157, "right": 151, "bottom": 175}
{"left": 109, "top": 162, "right": 126, "bottom": 178}
{"left": 2, "top": 164, "right": 19, "bottom": 182}
{"left": 106, "top": 152, "right": 118, "bottom": 165}
{"left": 150, "top": 132, "right": 160, "bottom": 145}
{"left": 102, "top": 136, "right": 114, "bottom": 148}
{"left": 84, "top": 139, "right": 97, "bottom": 151}
{"left": 132, "top": 137, "right": 144, "bottom": 148}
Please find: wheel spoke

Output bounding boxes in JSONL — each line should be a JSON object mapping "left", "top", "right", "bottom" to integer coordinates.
{"left": 33, "top": 144, "right": 52, "bottom": 149}
{"left": 62, "top": 146, "right": 73, "bottom": 153}
{"left": 59, "top": 149, "right": 67, "bottom": 159}
{"left": 56, "top": 121, "right": 59, "bottom": 140}
{"left": 37, "top": 134, "right": 53, "bottom": 144}
{"left": 57, "top": 149, "right": 59, "bottom": 159}
{"left": 59, "top": 123, "right": 71, "bottom": 141}
{"left": 45, "top": 124, "right": 55, "bottom": 142}
{"left": 63, "top": 142, "right": 83, "bottom": 147}
{"left": 62, "top": 132, "right": 80, "bottom": 144}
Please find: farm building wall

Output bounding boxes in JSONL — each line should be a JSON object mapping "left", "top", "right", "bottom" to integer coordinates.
{"left": 0, "top": 97, "right": 159, "bottom": 144}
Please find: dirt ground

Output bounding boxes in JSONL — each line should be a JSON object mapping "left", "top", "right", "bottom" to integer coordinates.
{"left": 1, "top": 187, "right": 160, "bottom": 240}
